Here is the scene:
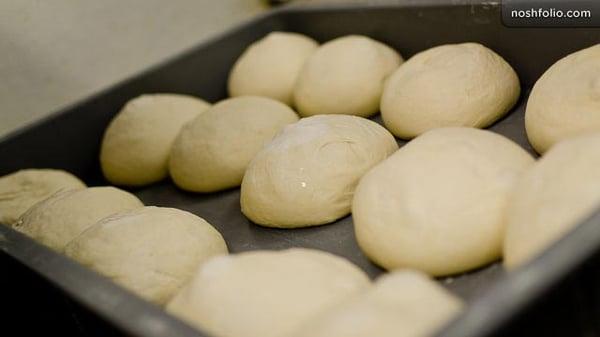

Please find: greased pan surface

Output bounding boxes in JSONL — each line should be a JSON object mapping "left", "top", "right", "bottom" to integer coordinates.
{"left": 1, "top": 2, "right": 600, "bottom": 337}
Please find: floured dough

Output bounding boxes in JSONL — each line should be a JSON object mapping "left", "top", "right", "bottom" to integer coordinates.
{"left": 525, "top": 44, "right": 600, "bottom": 154}
{"left": 241, "top": 115, "right": 398, "bottom": 228}
{"left": 169, "top": 96, "right": 298, "bottom": 192}
{"left": 505, "top": 132, "right": 600, "bottom": 268}
{"left": 166, "top": 248, "right": 370, "bottom": 337}
{"left": 65, "top": 206, "right": 227, "bottom": 305}
{"left": 381, "top": 43, "right": 520, "bottom": 139}
{"left": 228, "top": 32, "right": 318, "bottom": 105}
{"left": 14, "top": 186, "right": 143, "bottom": 251}
{"left": 0, "top": 169, "right": 85, "bottom": 225}
{"left": 292, "top": 270, "right": 464, "bottom": 337}
{"left": 353, "top": 127, "right": 534, "bottom": 276}
{"left": 294, "top": 35, "right": 402, "bottom": 118}
{"left": 100, "top": 93, "right": 211, "bottom": 186}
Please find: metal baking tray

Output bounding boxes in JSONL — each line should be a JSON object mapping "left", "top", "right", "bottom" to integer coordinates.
{"left": 2, "top": 1, "right": 600, "bottom": 336}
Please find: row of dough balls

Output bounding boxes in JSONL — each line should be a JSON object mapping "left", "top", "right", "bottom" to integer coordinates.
{"left": 0, "top": 171, "right": 462, "bottom": 337}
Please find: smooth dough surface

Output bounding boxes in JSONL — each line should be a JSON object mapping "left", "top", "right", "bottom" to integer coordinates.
{"left": 0, "top": 169, "right": 86, "bottom": 225}
{"left": 228, "top": 32, "right": 318, "bottom": 105}
{"left": 353, "top": 127, "right": 534, "bottom": 276}
{"left": 504, "top": 133, "right": 600, "bottom": 268}
{"left": 65, "top": 206, "right": 227, "bottom": 305}
{"left": 13, "top": 186, "right": 143, "bottom": 251}
{"left": 100, "top": 93, "right": 211, "bottom": 186}
{"left": 241, "top": 115, "right": 398, "bottom": 228}
{"left": 166, "top": 248, "right": 370, "bottom": 337}
{"left": 292, "top": 270, "right": 464, "bottom": 337}
{"left": 525, "top": 44, "right": 600, "bottom": 154}
{"left": 381, "top": 43, "right": 520, "bottom": 139}
{"left": 169, "top": 96, "right": 299, "bottom": 192}
{"left": 294, "top": 35, "right": 402, "bottom": 118}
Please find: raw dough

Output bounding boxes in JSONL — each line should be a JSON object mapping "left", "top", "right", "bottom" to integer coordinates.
{"left": 353, "top": 127, "right": 534, "bottom": 276}
{"left": 292, "top": 270, "right": 464, "bottom": 337}
{"left": 0, "top": 169, "right": 85, "bottom": 225}
{"left": 14, "top": 186, "right": 143, "bottom": 251}
{"left": 504, "top": 132, "right": 600, "bottom": 268}
{"left": 525, "top": 44, "right": 600, "bottom": 154}
{"left": 169, "top": 96, "right": 299, "bottom": 192}
{"left": 228, "top": 32, "right": 318, "bottom": 105}
{"left": 166, "top": 248, "right": 370, "bottom": 337}
{"left": 100, "top": 93, "right": 211, "bottom": 186}
{"left": 293, "top": 35, "right": 402, "bottom": 118}
{"left": 241, "top": 115, "right": 398, "bottom": 228}
{"left": 381, "top": 43, "right": 520, "bottom": 139}
{"left": 65, "top": 206, "right": 227, "bottom": 305}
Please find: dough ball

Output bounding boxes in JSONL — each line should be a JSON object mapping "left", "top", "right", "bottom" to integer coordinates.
{"left": 525, "top": 44, "right": 600, "bottom": 154}
{"left": 353, "top": 127, "right": 534, "bottom": 276}
{"left": 292, "top": 270, "right": 464, "bottom": 337}
{"left": 294, "top": 35, "right": 402, "bottom": 118}
{"left": 169, "top": 96, "right": 299, "bottom": 192}
{"left": 166, "top": 248, "right": 370, "bottom": 337}
{"left": 505, "top": 133, "right": 600, "bottom": 268}
{"left": 228, "top": 32, "right": 318, "bottom": 105}
{"left": 100, "top": 94, "right": 211, "bottom": 186}
{"left": 241, "top": 115, "right": 398, "bottom": 228}
{"left": 0, "top": 169, "right": 85, "bottom": 225}
{"left": 13, "top": 186, "right": 143, "bottom": 251}
{"left": 381, "top": 43, "right": 520, "bottom": 139}
{"left": 65, "top": 206, "right": 227, "bottom": 305}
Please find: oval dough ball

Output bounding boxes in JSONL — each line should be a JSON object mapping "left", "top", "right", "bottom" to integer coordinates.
{"left": 166, "top": 248, "right": 370, "bottom": 337}
{"left": 228, "top": 32, "right": 318, "bottom": 105}
{"left": 241, "top": 115, "right": 398, "bottom": 228}
{"left": 294, "top": 35, "right": 402, "bottom": 118}
{"left": 13, "top": 186, "right": 143, "bottom": 251}
{"left": 381, "top": 43, "right": 520, "bottom": 139}
{"left": 65, "top": 206, "right": 227, "bottom": 305}
{"left": 292, "top": 270, "right": 463, "bottom": 337}
{"left": 169, "top": 96, "right": 299, "bottom": 192}
{"left": 0, "top": 169, "right": 85, "bottom": 225}
{"left": 353, "top": 127, "right": 534, "bottom": 276}
{"left": 525, "top": 44, "right": 600, "bottom": 154}
{"left": 505, "top": 133, "right": 600, "bottom": 268}
{"left": 100, "top": 93, "right": 211, "bottom": 186}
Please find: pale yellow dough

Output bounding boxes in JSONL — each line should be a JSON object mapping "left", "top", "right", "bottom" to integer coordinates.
{"left": 169, "top": 96, "right": 298, "bottom": 192}
{"left": 381, "top": 43, "right": 520, "bottom": 139}
{"left": 100, "top": 93, "right": 211, "bottom": 186}
{"left": 65, "top": 206, "right": 227, "bottom": 305}
{"left": 353, "top": 127, "right": 534, "bottom": 276}
{"left": 241, "top": 115, "right": 398, "bottom": 228}
{"left": 0, "top": 169, "right": 85, "bottom": 225}
{"left": 14, "top": 186, "right": 143, "bottom": 251}
{"left": 525, "top": 44, "right": 600, "bottom": 154}
{"left": 228, "top": 32, "right": 318, "bottom": 105}
{"left": 166, "top": 248, "right": 370, "bottom": 337}
{"left": 505, "top": 133, "right": 600, "bottom": 268}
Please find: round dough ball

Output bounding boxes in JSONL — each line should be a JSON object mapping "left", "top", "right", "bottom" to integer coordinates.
{"left": 294, "top": 35, "right": 402, "bottom": 118}
{"left": 504, "top": 133, "right": 600, "bottom": 268}
{"left": 169, "top": 96, "right": 299, "bottom": 192}
{"left": 292, "top": 270, "right": 464, "bottom": 337}
{"left": 228, "top": 32, "right": 318, "bottom": 105}
{"left": 65, "top": 206, "right": 227, "bottom": 305}
{"left": 381, "top": 43, "right": 520, "bottom": 139}
{"left": 13, "top": 186, "right": 143, "bottom": 251}
{"left": 100, "top": 93, "right": 211, "bottom": 186}
{"left": 0, "top": 169, "right": 85, "bottom": 225}
{"left": 166, "top": 248, "right": 370, "bottom": 337}
{"left": 353, "top": 127, "right": 534, "bottom": 276}
{"left": 241, "top": 115, "right": 398, "bottom": 228}
{"left": 525, "top": 44, "right": 600, "bottom": 154}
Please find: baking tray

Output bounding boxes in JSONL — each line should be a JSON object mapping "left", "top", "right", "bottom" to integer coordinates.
{"left": 1, "top": 1, "right": 600, "bottom": 336}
